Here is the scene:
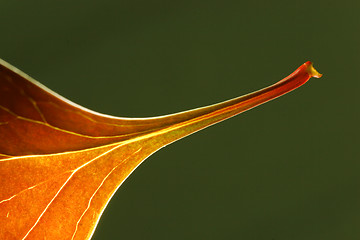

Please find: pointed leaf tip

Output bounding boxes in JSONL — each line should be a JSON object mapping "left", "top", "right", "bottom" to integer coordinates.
{"left": 305, "top": 61, "right": 322, "bottom": 78}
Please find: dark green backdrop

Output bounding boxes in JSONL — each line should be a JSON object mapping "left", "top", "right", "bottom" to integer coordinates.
{"left": 1, "top": 1, "right": 359, "bottom": 239}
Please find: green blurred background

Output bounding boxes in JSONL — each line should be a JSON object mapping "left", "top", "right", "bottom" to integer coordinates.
{"left": 1, "top": 1, "right": 359, "bottom": 239}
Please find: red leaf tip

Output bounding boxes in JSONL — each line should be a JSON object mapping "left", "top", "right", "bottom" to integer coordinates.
{"left": 304, "top": 61, "right": 322, "bottom": 78}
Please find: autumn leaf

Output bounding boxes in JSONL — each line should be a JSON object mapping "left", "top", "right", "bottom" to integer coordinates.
{"left": 0, "top": 58, "right": 322, "bottom": 239}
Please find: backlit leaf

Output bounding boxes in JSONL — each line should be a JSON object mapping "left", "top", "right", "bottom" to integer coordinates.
{"left": 0, "top": 59, "right": 321, "bottom": 239}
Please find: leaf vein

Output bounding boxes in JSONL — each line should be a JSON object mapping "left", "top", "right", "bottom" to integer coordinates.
{"left": 21, "top": 144, "right": 122, "bottom": 239}
{"left": 71, "top": 147, "right": 142, "bottom": 240}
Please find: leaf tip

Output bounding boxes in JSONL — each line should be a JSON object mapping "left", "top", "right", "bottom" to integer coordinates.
{"left": 304, "top": 61, "right": 322, "bottom": 78}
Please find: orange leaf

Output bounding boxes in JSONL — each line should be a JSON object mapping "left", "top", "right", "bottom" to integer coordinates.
{"left": 0, "top": 59, "right": 321, "bottom": 239}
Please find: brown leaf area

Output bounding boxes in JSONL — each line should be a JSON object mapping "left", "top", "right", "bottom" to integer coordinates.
{"left": 0, "top": 59, "right": 321, "bottom": 239}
